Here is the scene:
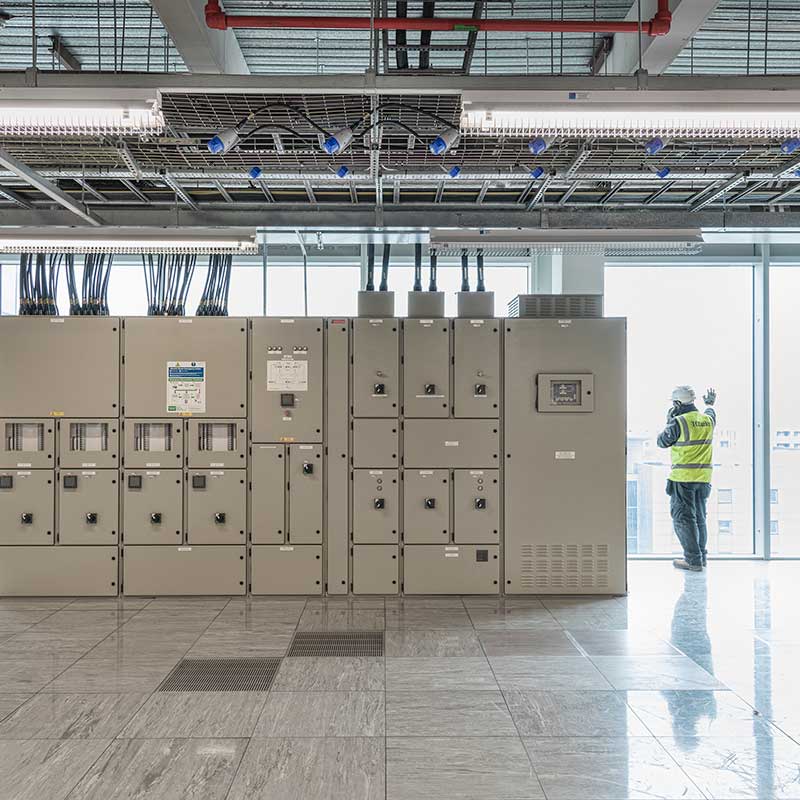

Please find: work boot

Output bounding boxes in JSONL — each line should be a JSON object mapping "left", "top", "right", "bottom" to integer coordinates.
{"left": 673, "top": 559, "right": 702, "bottom": 572}
{"left": 702, "top": 556, "right": 708, "bottom": 567}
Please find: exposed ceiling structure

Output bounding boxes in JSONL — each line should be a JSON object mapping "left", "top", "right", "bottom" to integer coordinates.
{"left": 0, "top": 0, "right": 799, "bottom": 231}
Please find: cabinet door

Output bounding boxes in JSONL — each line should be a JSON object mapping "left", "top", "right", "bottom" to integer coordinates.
{"left": 352, "top": 469, "right": 399, "bottom": 544}
{"left": 403, "top": 469, "right": 450, "bottom": 544}
{"left": 403, "top": 319, "right": 450, "bottom": 418}
{"left": 59, "top": 470, "right": 119, "bottom": 545}
{"left": 186, "top": 470, "right": 246, "bottom": 545}
{"left": 352, "top": 319, "right": 399, "bottom": 418}
{"left": 0, "top": 470, "right": 54, "bottom": 545}
{"left": 288, "top": 444, "right": 322, "bottom": 544}
{"left": 454, "top": 469, "right": 500, "bottom": 544}
{"left": 122, "top": 470, "right": 182, "bottom": 545}
{"left": 250, "top": 444, "right": 285, "bottom": 544}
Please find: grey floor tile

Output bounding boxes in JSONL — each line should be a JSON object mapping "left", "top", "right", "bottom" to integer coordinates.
{"left": 297, "top": 608, "right": 385, "bottom": 631}
{"left": 467, "top": 607, "right": 561, "bottom": 631}
{"left": 567, "top": 629, "right": 680, "bottom": 656}
{"left": 44, "top": 657, "right": 177, "bottom": 693}
{"left": 185, "top": 629, "right": 292, "bottom": 658}
{"left": 67, "top": 737, "right": 246, "bottom": 800}
{"left": 659, "top": 735, "right": 800, "bottom": 799}
{"left": 305, "top": 597, "right": 385, "bottom": 609}
{"left": 0, "top": 739, "right": 112, "bottom": 800}
{"left": 462, "top": 596, "right": 546, "bottom": 610}
{"left": 625, "top": 689, "right": 779, "bottom": 737}
{"left": 387, "top": 691, "right": 517, "bottom": 736}
{"left": 592, "top": 655, "right": 726, "bottom": 691}
{"left": 227, "top": 737, "right": 384, "bottom": 800}
{"left": 65, "top": 598, "right": 152, "bottom": 610}
{"left": 489, "top": 656, "right": 613, "bottom": 690}
{"left": 505, "top": 690, "right": 651, "bottom": 737}
{"left": 0, "top": 631, "right": 108, "bottom": 659}
{"left": 385, "top": 629, "right": 483, "bottom": 657}
{"left": 0, "top": 659, "right": 70, "bottom": 693}
{"left": 0, "top": 694, "right": 31, "bottom": 723}
{"left": 523, "top": 736, "right": 704, "bottom": 800}
{"left": 0, "top": 693, "right": 147, "bottom": 739}
{"left": 118, "top": 691, "right": 269, "bottom": 738}
{"left": 273, "top": 657, "right": 385, "bottom": 691}
{"left": 385, "top": 596, "right": 467, "bottom": 610}
{"left": 387, "top": 657, "right": 498, "bottom": 691}
{"left": 387, "top": 736, "right": 543, "bottom": 800}
{"left": 385, "top": 607, "right": 474, "bottom": 629}
{"left": 479, "top": 630, "right": 582, "bottom": 657}
{"left": 254, "top": 691, "right": 385, "bottom": 737}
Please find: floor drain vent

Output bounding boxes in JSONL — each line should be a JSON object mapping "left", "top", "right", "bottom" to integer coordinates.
{"left": 287, "top": 631, "right": 384, "bottom": 657}
{"left": 157, "top": 658, "right": 282, "bottom": 691}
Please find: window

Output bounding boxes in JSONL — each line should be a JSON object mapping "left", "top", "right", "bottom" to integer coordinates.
{"left": 771, "top": 520, "right": 780, "bottom": 536}
{"left": 605, "top": 265, "right": 754, "bottom": 556}
{"left": 718, "top": 489, "right": 733, "bottom": 504}
{"left": 719, "top": 520, "right": 733, "bottom": 534}
{"left": 771, "top": 489, "right": 779, "bottom": 504}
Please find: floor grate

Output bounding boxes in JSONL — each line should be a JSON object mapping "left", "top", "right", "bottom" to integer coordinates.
{"left": 286, "top": 631, "right": 384, "bottom": 657}
{"left": 157, "top": 658, "right": 282, "bottom": 691}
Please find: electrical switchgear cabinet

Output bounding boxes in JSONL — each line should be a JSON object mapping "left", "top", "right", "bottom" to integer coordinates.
{"left": 351, "top": 318, "right": 399, "bottom": 417}
{"left": 185, "top": 469, "right": 246, "bottom": 545}
{"left": 250, "top": 545, "right": 322, "bottom": 594}
{"left": 352, "top": 545, "right": 399, "bottom": 594}
{"left": 186, "top": 419, "right": 247, "bottom": 469}
{"left": 404, "top": 544, "right": 500, "bottom": 594}
{"left": 0, "top": 470, "right": 54, "bottom": 545}
{"left": 0, "top": 419, "right": 55, "bottom": 470}
{"left": 352, "top": 469, "right": 399, "bottom": 544}
{"left": 122, "top": 470, "right": 183, "bottom": 545}
{"left": 403, "top": 469, "right": 450, "bottom": 544}
{"left": 123, "top": 545, "right": 246, "bottom": 595}
{"left": 123, "top": 419, "right": 184, "bottom": 469}
{"left": 58, "top": 469, "right": 119, "bottom": 545}
{"left": 352, "top": 419, "right": 399, "bottom": 468}
{"left": 250, "top": 318, "right": 324, "bottom": 443}
{"left": 0, "top": 546, "right": 118, "bottom": 596}
{"left": 287, "top": 444, "right": 323, "bottom": 544}
{"left": 402, "top": 319, "right": 450, "bottom": 418}
{"left": 122, "top": 317, "right": 247, "bottom": 418}
{"left": 250, "top": 444, "right": 285, "bottom": 544}
{"left": 0, "top": 317, "right": 120, "bottom": 418}
{"left": 58, "top": 419, "right": 119, "bottom": 470}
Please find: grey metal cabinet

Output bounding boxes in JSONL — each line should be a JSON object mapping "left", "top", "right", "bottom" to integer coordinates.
{"left": 186, "top": 469, "right": 246, "bottom": 545}
{"left": 352, "top": 318, "right": 399, "bottom": 418}
{"left": 288, "top": 444, "right": 322, "bottom": 544}
{"left": 352, "top": 469, "right": 399, "bottom": 544}
{"left": 58, "top": 469, "right": 119, "bottom": 545}
{"left": 453, "top": 469, "right": 500, "bottom": 544}
{"left": 250, "top": 444, "right": 285, "bottom": 544}
{"left": 403, "top": 319, "right": 450, "bottom": 418}
{"left": 0, "top": 470, "right": 54, "bottom": 546}
{"left": 403, "top": 469, "right": 450, "bottom": 544}
{"left": 122, "top": 469, "right": 182, "bottom": 545}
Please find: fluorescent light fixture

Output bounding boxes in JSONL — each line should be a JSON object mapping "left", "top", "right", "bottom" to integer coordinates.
{"left": 0, "top": 91, "right": 163, "bottom": 136}
{"left": 461, "top": 89, "right": 800, "bottom": 139}
{"left": 0, "top": 234, "right": 258, "bottom": 255}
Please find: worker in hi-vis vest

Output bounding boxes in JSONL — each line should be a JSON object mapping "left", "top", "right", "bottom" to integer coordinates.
{"left": 657, "top": 385, "right": 717, "bottom": 572}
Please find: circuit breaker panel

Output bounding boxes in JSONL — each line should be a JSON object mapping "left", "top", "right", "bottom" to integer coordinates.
{"left": 0, "top": 313, "right": 626, "bottom": 597}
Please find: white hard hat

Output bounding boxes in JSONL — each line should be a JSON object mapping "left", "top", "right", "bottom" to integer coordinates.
{"left": 671, "top": 385, "right": 696, "bottom": 404}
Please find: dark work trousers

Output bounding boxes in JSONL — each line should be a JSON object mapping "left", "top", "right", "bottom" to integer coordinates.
{"left": 668, "top": 481, "right": 711, "bottom": 567}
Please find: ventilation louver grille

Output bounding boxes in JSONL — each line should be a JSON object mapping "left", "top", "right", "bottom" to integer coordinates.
{"left": 518, "top": 543, "right": 611, "bottom": 590}
{"left": 508, "top": 294, "right": 603, "bottom": 319}
{"left": 287, "top": 631, "right": 384, "bottom": 657}
{"left": 157, "top": 658, "right": 282, "bottom": 691}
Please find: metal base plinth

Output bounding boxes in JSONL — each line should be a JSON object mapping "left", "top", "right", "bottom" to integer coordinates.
{"left": 407, "top": 291, "right": 445, "bottom": 318}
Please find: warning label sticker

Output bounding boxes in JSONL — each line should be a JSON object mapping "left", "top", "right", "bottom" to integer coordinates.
{"left": 167, "top": 361, "right": 206, "bottom": 413}
{"left": 267, "top": 357, "right": 308, "bottom": 392}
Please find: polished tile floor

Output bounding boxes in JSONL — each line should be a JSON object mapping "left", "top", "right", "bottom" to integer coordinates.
{"left": 0, "top": 562, "right": 799, "bottom": 798}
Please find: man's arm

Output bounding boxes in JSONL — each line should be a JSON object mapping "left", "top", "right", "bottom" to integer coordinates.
{"left": 657, "top": 416, "right": 681, "bottom": 449}
{"left": 705, "top": 407, "right": 717, "bottom": 425}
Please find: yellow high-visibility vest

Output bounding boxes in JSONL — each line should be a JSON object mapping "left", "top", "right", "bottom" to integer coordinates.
{"left": 670, "top": 410, "right": 715, "bottom": 483}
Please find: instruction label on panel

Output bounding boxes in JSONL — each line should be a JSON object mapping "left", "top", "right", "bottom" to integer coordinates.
{"left": 267, "top": 357, "right": 308, "bottom": 392}
{"left": 166, "top": 361, "right": 206, "bottom": 413}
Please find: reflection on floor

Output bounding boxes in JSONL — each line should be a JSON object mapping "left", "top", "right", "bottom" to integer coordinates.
{"left": 0, "top": 562, "right": 798, "bottom": 799}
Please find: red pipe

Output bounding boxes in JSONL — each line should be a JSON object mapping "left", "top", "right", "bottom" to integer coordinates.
{"left": 205, "top": 0, "right": 672, "bottom": 37}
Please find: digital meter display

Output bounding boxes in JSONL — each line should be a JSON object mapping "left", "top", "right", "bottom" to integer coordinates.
{"left": 551, "top": 380, "right": 581, "bottom": 406}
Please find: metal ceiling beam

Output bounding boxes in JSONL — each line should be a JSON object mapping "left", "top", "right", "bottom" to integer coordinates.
{"left": 643, "top": 180, "right": 676, "bottom": 205}
{"left": 0, "top": 147, "right": 101, "bottom": 226}
{"left": 527, "top": 174, "right": 554, "bottom": 210}
{"left": 48, "top": 35, "right": 81, "bottom": 71}
{"left": 120, "top": 179, "right": 151, "bottom": 204}
{"left": 461, "top": 1, "right": 486, "bottom": 75}
{"left": 606, "top": 0, "right": 721, "bottom": 75}
{"left": 213, "top": 180, "right": 233, "bottom": 203}
{"left": 600, "top": 181, "right": 625, "bottom": 205}
{"left": 768, "top": 184, "right": 800, "bottom": 206}
{"left": 690, "top": 172, "right": 749, "bottom": 212}
{"left": 476, "top": 180, "right": 490, "bottom": 204}
{"left": 148, "top": 0, "right": 249, "bottom": 74}
{"left": 75, "top": 179, "right": 107, "bottom": 203}
{"left": 558, "top": 183, "right": 579, "bottom": 206}
{"left": 163, "top": 175, "right": 199, "bottom": 210}
{"left": 0, "top": 186, "right": 33, "bottom": 209}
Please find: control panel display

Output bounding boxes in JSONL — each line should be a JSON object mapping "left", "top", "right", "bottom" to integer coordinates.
{"left": 536, "top": 373, "right": 595, "bottom": 413}
{"left": 550, "top": 381, "right": 581, "bottom": 406}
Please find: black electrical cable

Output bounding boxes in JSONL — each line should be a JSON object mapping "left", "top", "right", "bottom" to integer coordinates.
{"left": 365, "top": 242, "right": 375, "bottom": 291}
{"left": 461, "top": 250, "right": 470, "bottom": 292}
{"left": 238, "top": 123, "right": 317, "bottom": 145}
{"left": 428, "top": 251, "right": 438, "bottom": 292}
{"left": 380, "top": 243, "right": 390, "bottom": 292}
{"left": 232, "top": 102, "right": 333, "bottom": 139}
{"left": 349, "top": 102, "right": 459, "bottom": 135}
{"left": 413, "top": 243, "right": 422, "bottom": 291}
{"left": 476, "top": 249, "right": 486, "bottom": 292}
